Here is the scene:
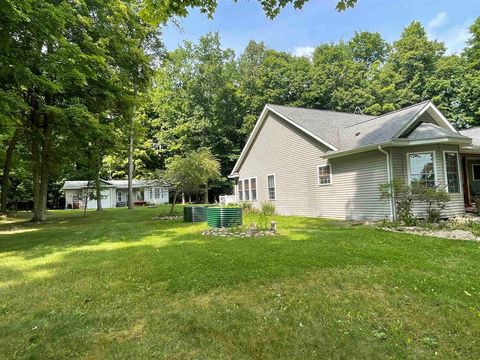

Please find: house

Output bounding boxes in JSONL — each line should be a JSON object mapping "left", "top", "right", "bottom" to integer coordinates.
{"left": 62, "top": 179, "right": 169, "bottom": 209}
{"left": 229, "top": 100, "right": 480, "bottom": 221}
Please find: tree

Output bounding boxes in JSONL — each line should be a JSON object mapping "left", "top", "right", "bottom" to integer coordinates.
{"left": 160, "top": 149, "right": 220, "bottom": 214}
{"left": 460, "top": 16, "right": 480, "bottom": 126}
{"left": 388, "top": 21, "right": 445, "bottom": 106}
{"left": 140, "top": 0, "right": 358, "bottom": 24}
{"left": 0, "top": 0, "right": 160, "bottom": 221}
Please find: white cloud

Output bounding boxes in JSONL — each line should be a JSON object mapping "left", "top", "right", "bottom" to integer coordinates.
{"left": 428, "top": 12, "right": 448, "bottom": 31}
{"left": 293, "top": 46, "right": 315, "bottom": 57}
{"left": 426, "top": 12, "right": 473, "bottom": 54}
{"left": 441, "top": 22, "right": 472, "bottom": 54}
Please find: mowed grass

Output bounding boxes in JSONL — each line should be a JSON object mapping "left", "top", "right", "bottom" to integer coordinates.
{"left": 0, "top": 207, "right": 479, "bottom": 359}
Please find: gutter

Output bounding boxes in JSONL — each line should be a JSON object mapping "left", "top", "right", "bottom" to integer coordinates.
{"left": 378, "top": 145, "right": 395, "bottom": 221}
{"left": 323, "top": 137, "right": 472, "bottom": 159}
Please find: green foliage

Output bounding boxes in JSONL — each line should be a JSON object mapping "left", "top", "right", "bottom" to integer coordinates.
{"left": 260, "top": 201, "right": 276, "bottom": 216}
{"left": 140, "top": 0, "right": 357, "bottom": 24}
{"left": 379, "top": 179, "right": 450, "bottom": 224}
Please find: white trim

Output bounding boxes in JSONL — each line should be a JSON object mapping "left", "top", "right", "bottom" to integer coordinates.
{"left": 250, "top": 177, "right": 257, "bottom": 201}
{"left": 243, "top": 178, "right": 250, "bottom": 201}
{"left": 394, "top": 102, "right": 458, "bottom": 139}
{"left": 317, "top": 164, "right": 332, "bottom": 186}
{"left": 443, "top": 150, "right": 461, "bottom": 193}
{"left": 238, "top": 178, "right": 244, "bottom": 201}
{"left": 406, "top": 150, "right": 437, "bottom": 186}
{"left": 230, "top": 105, "right": 337, "bottom": 175}
{"left": 472, "top": 164, "right": 480, "bottom": 181}
{"left": 427, "top": 103, "right": 458, "bottom": 133}
{"left": 267, "top": 173, "right": 277, "bottom": 201}
{"left": 378, "top": 145, "right": 394, "bottom": 221}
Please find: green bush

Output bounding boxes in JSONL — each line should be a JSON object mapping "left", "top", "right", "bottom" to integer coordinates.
{"left": 260, "top": 201, "right": 276, "bottom": 216}
{"left": 240, "top": 202, "right": 258, "bottom": 214}
{"left": 379, "top": 179, "right": 450, "bottom": 225}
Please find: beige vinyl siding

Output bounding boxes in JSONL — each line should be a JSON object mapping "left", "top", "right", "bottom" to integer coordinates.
{"left": 315, "top": 150, "right": 390, "bottom": 220}
{"left": 389, "top": 144, "right": 464, "bottom": 218}
{"left": 236, "top": 112, "right": 391, "bottom": 220}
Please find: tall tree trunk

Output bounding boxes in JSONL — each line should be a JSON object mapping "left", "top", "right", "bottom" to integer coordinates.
{"left": 170, "top": 191, "right": 177, "bottom": 215}
{"left": 96, "top": 175, "right": 103, "bottom": 211}
{"left": 1, "top": 130, "right": 19, "bottom": 213}
{"left": 127, "top": 83, "right": 137, "bottom": 211}
{"left": 31, "top": 110, "right": 50, "bottom": 222}
{"left": 204, "top": 185, "right": 209, "bottom": 205}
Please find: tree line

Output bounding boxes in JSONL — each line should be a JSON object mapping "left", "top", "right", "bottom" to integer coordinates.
{"left": 0, "top": 0, "right": 479, "bottom": 220}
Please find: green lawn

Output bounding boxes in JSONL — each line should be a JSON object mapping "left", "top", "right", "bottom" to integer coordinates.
{"left": 1, "top": 207, "right": 479, "bottom": 359}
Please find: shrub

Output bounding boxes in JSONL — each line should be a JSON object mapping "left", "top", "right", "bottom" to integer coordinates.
{"left": 240, "top": 202, "right": 258, "bottom": 214}
{"left": 379, "top": 179, "right": 450, "bottom": 224}
{"left": 260, "top": 201, "right": 276, "bottom": 216}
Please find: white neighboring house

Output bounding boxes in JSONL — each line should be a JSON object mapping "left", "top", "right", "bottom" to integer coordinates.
{"left": 62, "top": 179, "right": 169, "bottom": 209}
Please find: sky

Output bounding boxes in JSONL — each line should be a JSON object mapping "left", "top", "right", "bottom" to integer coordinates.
{"left": 162, "top": 0, "right": 479, "bottom": 56}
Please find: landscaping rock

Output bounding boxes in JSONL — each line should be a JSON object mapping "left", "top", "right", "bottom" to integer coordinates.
{"left": 201, "top": 226, "right": 276, "bottom": 237}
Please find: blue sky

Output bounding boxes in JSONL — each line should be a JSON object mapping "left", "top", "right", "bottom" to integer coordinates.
{"left": 162, "top": 0, "right": 479, "bottom": 56}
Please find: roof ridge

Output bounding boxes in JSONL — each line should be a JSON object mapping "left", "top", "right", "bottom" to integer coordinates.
{"left": 266, "top": 104, "right": 373, "bottom": 118}
{"left": 343, "top": 100, "right": 431, "bottom": 129}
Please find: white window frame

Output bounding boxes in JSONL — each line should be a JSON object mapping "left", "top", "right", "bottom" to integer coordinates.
{"left": 238, "top": 179, "right": 243, "bottom": 201}
{"left": 406, "top": 151, "right": 437, "bottom": 186}
{"left": 250, "top": 177, "right": 257, "bottom": 201}
{"left": 443, "top": 150, "right": 461, "bottom": 193}
{"left": 117, "top": 191, "right": 123, "bottom": 202}
{"left": 317, "top": 164, "right": 332, "bottom": 186}
{"left": 472, "top": 164, "right": 480, "bottom": 181}
{"left": 243, "top": 179, "right": 250, "bottom": 201}
{"left": 149, "top": 188, "right": 153, "bottom": 199}
{"left": 154, "top": 187, "right": 160, "bottom": 199}
{"left": 267, "top": 173, "right": 276, "bottom": 201}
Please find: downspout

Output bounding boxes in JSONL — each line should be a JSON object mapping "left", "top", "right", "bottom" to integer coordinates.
{"left": 378, "top": 145, "right": 394, "bottom": 221}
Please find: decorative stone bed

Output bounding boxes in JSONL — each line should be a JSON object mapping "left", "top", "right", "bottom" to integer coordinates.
{"left": 201, "top": 226, "right": 276, "bottom": 237}
{"left": 377, "top": 216, "right": 480, "bottom": 242}
{"left": 380, "top": 226, "right": 480, "bottom": 241}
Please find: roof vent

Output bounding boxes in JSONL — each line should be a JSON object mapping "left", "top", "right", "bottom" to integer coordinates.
{"left": 355, "top": 132, "right": 361, "bottom": 136}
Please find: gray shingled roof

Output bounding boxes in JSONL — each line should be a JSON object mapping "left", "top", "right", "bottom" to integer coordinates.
{"left": 268, "top": 104, "right": 374, "bottom": 149}
{"left": 268, "top": 101, "right": 466, "bottom": 151}
{"left": 407, "top": 122, "right": 466, "bottom": 140}
{"left": 460, "top": 127, "right": 480, "bottom": 147}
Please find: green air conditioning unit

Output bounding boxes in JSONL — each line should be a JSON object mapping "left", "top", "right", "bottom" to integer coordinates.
{"left": 206, "top": 207, "right": 242, "bottom": 228}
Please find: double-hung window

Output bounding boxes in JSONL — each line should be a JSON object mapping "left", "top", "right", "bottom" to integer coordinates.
{"left": 250, "top": 178, "right": 257, "bottom": 200}
{"left": 238, "top": 180, "right": 243, "bottom": 201}
{"left": 149, "top": 188, "right": 153, "bottom": 199}
{"left": 444, "top": 152, "right": 460, "bottom": 193}
{"left": 318, "top": 164, "right": 332, "bottom": 185}
{"left": 244, "top": 179, "right": 250, "bottom": 201}
{"left": 154, "top": 187, "right": 160, "bottom": 199}
{"left": 267, "top": 174, "right": 276, "bottom": 200}
{"left": 117, "top": 191, "right": 123, "bottom": 202}
{"left": 408, "top": 152, "right": 435, "bottom": 187}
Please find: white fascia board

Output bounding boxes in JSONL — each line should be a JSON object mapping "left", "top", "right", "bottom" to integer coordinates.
{"left": 394, "top": 102, "right": 459, "bottom": 139}
{"left": 392, "top": 101, "right": 432, "bottom": 139}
